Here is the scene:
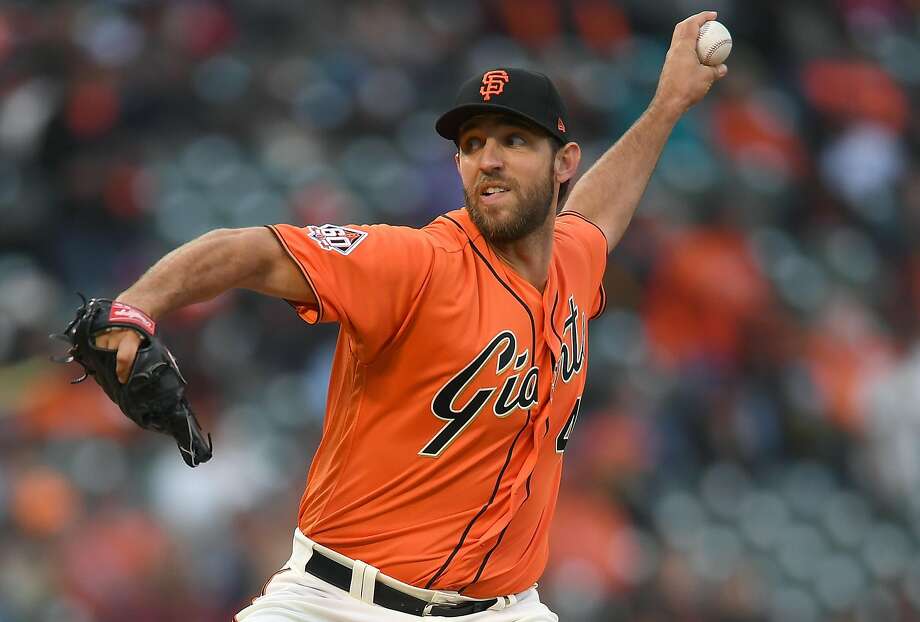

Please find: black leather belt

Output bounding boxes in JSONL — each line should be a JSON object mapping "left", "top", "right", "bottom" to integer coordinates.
{"left": 304, "top": 549, "right": 498, "bottom": 617}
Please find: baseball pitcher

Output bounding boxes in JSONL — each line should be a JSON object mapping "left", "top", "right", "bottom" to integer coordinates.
{"left": 55, "top": 12, "right": 726, "bottom": 622}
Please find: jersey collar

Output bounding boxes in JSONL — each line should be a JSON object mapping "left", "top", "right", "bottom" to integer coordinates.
{"left": 445, "top": 207, "right": 560, "bottom": 308}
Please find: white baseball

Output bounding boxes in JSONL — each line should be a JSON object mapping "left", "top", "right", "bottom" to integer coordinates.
{"left": 697, "top": 20, "right": 732, "bottom": 66}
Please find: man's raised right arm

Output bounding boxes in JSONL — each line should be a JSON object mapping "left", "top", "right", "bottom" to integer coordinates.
{"left": 97, "top": 226, "right": 316, "bottom": 382}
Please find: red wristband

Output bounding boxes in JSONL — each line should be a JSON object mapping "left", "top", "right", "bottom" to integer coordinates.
{"left": 109, "top": 301, "right": 156, "bottom": 334}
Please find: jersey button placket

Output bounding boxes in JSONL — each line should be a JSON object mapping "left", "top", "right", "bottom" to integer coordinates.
{"left": 543, "top": 288, "right": 562, "bottom": 403}
{"left": 550, "top": 358, "right": 561, "bottom": 402}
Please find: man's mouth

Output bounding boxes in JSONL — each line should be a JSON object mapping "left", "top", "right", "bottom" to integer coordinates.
{"left": 479, "top": 184, "right": 511, "bottom": 197}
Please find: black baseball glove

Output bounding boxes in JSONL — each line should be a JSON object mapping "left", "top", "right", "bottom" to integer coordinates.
{"left": 51, "top": 295, "right": 213, "bottom": 467}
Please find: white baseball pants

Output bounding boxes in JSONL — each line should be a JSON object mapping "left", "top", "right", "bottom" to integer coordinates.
{"left": 234, "top": 530, "right": 558, "bottom": 622}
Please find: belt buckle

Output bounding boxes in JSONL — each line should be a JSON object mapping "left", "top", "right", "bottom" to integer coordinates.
{"left": 422, "top": 598, "right": 497, "bottom": 617}
{"left": 423, "top": 601, "right": 468, "bottom": 617}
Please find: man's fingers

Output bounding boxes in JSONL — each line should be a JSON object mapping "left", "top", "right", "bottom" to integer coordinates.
{"left": 93, "top": 328, "right": 143, "bottom": 382}
{"left": 94, "top": 329, "right": 116, "bottom": 350}
{"left": 700, "top": 65, "right": 727, "bottom": 92}
{"left": 116, "top": 337, "right": 140, "bottom": 384}
{"left": 685, "top": 10, "right": 718, "bottom": 29}
{"left": 674, "top": 10, "right": 718, "bottom": 42}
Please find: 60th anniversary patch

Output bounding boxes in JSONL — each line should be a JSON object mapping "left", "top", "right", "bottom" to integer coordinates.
{"left": 307, "top": 224, "right": 368, "bottom": 255}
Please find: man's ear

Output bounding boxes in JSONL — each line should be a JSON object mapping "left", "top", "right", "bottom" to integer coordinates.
{"left": 555, "top": 142, "right": 581, "bottom": 185}
{"left": 454, "top": 151, "right": 461, "bottom": 175}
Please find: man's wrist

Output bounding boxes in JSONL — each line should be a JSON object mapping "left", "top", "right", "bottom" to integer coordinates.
{"left": 108, "top": 300, "right": 158, "bottom": 334}
{"left": 115, "top": 291, "right": 162, "bottom": 321}
{"left": 647, "top": 95, "right": 685, "bottom": 127}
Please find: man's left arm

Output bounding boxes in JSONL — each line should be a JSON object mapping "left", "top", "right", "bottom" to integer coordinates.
{"left": 564, "top": 11, "right": 728, "bottom": 253}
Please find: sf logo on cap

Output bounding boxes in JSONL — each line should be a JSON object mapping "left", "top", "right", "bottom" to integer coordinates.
{"left": 480, "top": 70, "right": 509, "bottom": 101}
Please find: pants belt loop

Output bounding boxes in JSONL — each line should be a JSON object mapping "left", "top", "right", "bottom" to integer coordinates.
{"left": 361, "top": 563, "right": 378, "bottom": 604}
{"left": 348, "top": 560, "right": 379, "bottom": 605}
{"left": 488, "top": 593, "right": 517, "bottom": 612}
{"left": 349, "top": 560, "right": 367, "bottom": 601}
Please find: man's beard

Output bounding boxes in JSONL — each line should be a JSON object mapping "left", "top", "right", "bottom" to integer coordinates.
{"left": 464, "top": 167, "right": 554, "bottom": 245}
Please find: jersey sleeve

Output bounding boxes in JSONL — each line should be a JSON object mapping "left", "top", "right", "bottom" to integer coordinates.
{"left": 268, "top": 222, "right": 436, "bottom": 361}
{"left": 556, "top": 211, "right": 608, "bottom": 319}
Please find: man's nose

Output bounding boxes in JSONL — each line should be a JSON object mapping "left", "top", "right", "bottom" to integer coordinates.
{"left": 478, "top": 138, "right": 503, "bottom": 172}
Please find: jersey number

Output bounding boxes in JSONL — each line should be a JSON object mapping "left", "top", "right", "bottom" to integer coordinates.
{"left": 555, "top": 397, "right": 582, "bottom": 453}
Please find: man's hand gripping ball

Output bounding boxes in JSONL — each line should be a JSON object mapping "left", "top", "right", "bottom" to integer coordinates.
{"left": 653, "top": 11, "right": 729, "bottom": 118}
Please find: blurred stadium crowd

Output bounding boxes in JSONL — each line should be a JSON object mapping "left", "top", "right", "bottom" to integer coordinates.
{"left": 1, "top": 0, "right": 919, "bottom": 621}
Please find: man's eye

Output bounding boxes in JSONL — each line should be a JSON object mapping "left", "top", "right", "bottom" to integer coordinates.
{"left": 507, "top": 134, "right": 526, "bottom": 146}
{"left": 463, "top": 137, "right": 482, "bottom": 152}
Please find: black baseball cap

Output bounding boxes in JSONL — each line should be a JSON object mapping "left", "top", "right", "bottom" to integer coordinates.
{"left": 436, "top": 68, "right": 569, "bottom": 144}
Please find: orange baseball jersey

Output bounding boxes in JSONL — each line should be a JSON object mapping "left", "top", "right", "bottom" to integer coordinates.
{"left": 268, "top": 208, "right": 607, "bottom": 598}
